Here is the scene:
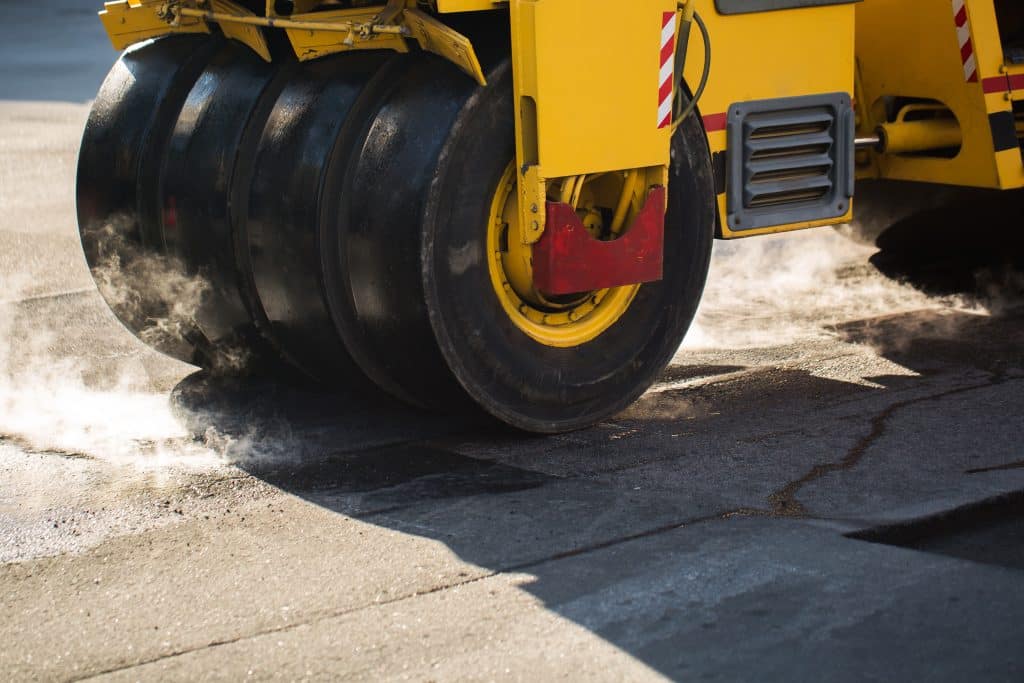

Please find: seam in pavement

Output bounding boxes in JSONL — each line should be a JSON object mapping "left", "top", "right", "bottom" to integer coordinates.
{"left": 0, "top": 287, "right": 94, "bottom": 306}
{"left": 70, "top": 510, "right": 740, "bottom": 680}
{"left": 66, "top": 374, "right": 1023, "bottom": 678}
{"left": 760, "top": 375, "right": 1018, "bottom": 517}
{"left": 966, "top": 459, "right": 1024, "bottom": 474}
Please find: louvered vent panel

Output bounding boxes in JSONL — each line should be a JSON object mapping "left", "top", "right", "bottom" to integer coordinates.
{"left": 726, "top": 94, "right": 854, "bottom": 231}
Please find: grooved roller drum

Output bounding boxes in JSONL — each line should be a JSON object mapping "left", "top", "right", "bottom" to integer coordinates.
{"left": 77, "top": 25, "right": 717, "bottom": 433}
{"left": 77, "top": 35, "right": 221, "bottom": 364}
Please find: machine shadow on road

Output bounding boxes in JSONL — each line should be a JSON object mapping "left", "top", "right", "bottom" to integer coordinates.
{"left": 167, "top": 256, "right": 1024, "bottom": 675}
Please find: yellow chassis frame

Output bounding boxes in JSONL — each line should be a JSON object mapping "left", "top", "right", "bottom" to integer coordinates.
{"left": 97, "top": 0, "right": 1024, "bottom": 246}
{"left": 99, "top": 0, "right": 486, "bottom": 84}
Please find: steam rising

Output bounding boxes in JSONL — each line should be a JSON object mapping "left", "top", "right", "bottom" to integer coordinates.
{"left": 1, "top": 95, "right": 1020, "bottom": 474}
{"left": 85, "top": 215, "right": 211, "bottom": 362}
{"left": 0, "top": 245, "right": 235, "bottom": 471}
{"left": 1, "top": 221, "right": 1017, "bottom": 470}
{"left": 681, "top": 229, "right": 985, "bottom": 352}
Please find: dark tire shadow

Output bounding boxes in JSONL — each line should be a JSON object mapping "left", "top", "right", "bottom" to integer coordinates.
{"left": 867, "top": 193, "right": 1024, "bottom": 299}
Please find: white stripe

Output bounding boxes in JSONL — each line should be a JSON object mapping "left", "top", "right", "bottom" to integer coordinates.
{"left": 952, "top": 0, "right": 965, "bottom": 15}
{"left": 957, "top": 23, "right": 971, "bottom": 48}
{"left": 658, "top": 98, "right": 673, "bottom": 125}
{"left": 963, "top": 52, "right": 977, "bottom": 78}
{"left": 660, "top": 60, "right": 674, "bottom": 88}
{"left": 661, "top": 18, "right": 676, "bottom": 48}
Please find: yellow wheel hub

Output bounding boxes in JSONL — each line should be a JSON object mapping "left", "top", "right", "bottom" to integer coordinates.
{"left": 486, "top": 164, "right": 642, "bottom": 348}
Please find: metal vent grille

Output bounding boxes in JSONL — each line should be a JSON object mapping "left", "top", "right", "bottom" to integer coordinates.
{"left": 726, "top": 93, "right": 854, "bottom": 231}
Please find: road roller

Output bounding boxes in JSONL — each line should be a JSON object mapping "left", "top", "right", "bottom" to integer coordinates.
{"left": 78, "top": 0, "right": 1024, "bottom": 432}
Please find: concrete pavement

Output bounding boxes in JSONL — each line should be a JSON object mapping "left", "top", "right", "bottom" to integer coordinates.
{"left": 1, "top": 2, "right": 1023, "bottom": 680}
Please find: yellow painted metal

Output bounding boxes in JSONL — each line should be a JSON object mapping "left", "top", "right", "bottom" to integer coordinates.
{"left": 509, "top": 0, "right": 675, "bottom": 245}
{"left": 487, "top": 164, "right": 640, "bottom": 348}
{"left": 283, "top": 7, "right": 409, "bottom": 61}
{"left": 855, "top": 0, "right": 1023, "bottom": 190}
{"left": 177, "top": 7, "right": 405, "bottom": 36}
{"left": 99, "top": 1, "right": 207, "bottom": 51}
{"left": 403, "top": 8, "right": 487, "bottom": 85}
{"left": 879, "top": 109, "right": 963, "bottom": 155}
{"left": 710, "top": 204, "right": 855, "bottom": 240}
{"left": 283, "top": 6, "right": 487, "bottom": 84}
{"left": 208, "top": 0, "right": 271, "bottom": 61}
{"left": 95, "top": 0, "right": 1024, "bottom": 245}
{"left": 98, "top": 1, "right": 485, "bottom": 84}
{"left": 684, "top": 2, "right": 855, "bottom": 130}
{"left": 510, "top": 0, "right": 675, "bottom": 179}
{"left": 679, "top": 1, "right": 856, "bottom": 239}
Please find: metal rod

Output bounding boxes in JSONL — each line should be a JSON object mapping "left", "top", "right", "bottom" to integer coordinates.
{"left": 855, "top": 135, "right": 881, "bottom": 150}
{"left": 177, "top": 7, "right": 408, "bottom": 34}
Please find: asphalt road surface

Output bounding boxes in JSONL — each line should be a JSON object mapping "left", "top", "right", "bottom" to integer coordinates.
{"left": 2, "top": 3, "right": 1024, "bottom": 681}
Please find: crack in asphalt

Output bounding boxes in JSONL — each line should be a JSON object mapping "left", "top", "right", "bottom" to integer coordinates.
{"left": 966, "top": 460, "right": 1024, "bottom": 474}
{"left": 43, "top": 363, "right": 1024, "bottom": 679}
{"left": 755, "top": 375, "right": 1019, "bottom": 518}
{"left": 0, "top": 435, "right": 93, "bottom": 461}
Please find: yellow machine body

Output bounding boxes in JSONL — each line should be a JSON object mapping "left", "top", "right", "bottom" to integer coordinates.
{"left": 681, "top": 1, "right": 857, "bottom": 237}
{"left": 508, "top": 0, "right": 675, "bottom": 243}
{"left": 96, "top": 0, "right": 1024, "bottom": 241}
{"left": 856, "top": 0, "right": 1024, "bottom": 191}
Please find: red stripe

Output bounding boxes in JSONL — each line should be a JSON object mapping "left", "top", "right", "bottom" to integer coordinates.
{"left": 703, "top": 112, "right": 727, "bottom": 132}
{"left": 659, "top": 12, "right": 676, "bottom": 129}
{"left": 983, "top": 75, "right": 1010, "bottom": 93}
{"left": 661, "top": 40, "right": 675, "bottom": 67}
{"left": 960, "top": 39, "right": 974, "bottom": 63}
{"left": 954, "top": 5, "right": 968, "bottom": 27}
{"left": 1009, "top": 74, "right": 1024, "bottom": 91}
{"left": 659, "top": 80, "right": 673, "bottom": 108}
{"left": 967, "top": 72, "right": 979, "bottom": 83}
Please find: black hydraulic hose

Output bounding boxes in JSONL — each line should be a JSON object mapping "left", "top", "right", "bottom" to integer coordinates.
{"left": 674, "top": 5, "right": 693, "bottom": 96}
{"left": 673, "top": 6, "right": 711, "bottom": 129}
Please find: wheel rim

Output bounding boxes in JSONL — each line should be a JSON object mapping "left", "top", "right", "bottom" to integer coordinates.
{"left": 486, "top": 164, "right": 642, "bottom": 348}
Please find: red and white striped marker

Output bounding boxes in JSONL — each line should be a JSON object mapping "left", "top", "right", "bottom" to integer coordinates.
{"left": 952, "top": 0, "right": 978, "bottom": 83}
{"left": 658, "top": 11, "right": 677, "bottom": 129}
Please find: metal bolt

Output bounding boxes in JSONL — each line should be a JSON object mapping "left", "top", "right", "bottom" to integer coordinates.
{"left": 530, "top": 203, "right": 539, "bottom": 214}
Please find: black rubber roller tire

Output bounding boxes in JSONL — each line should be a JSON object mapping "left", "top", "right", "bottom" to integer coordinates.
{"left": 422, "top": 62, "right": 716, "bottom": 432}
{"left": 323, "top": 54, "right": 479, "bottom": 410}
{"left": 334, "top": 56, "right": 715, "bottom": 432}
{"left": 77, "top": 35, "right": 221, "bottom": 363}
{"left": 243, "top": 52, "right": 392, "bottom": 387}
{"left": 160, "top": 41, "right": 289, "bottom": 374}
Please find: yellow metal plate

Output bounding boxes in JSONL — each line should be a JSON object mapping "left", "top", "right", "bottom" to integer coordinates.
{"left": 511, "top": 0, "right": 676, "bottom": 180}
{"left": 210, "top": 0, "right": 271, "bottom": 61}
{"left": 285, "top": 8, "right": 409, "bottom": 61}
{"left": 404, "top": 8, "right": 486, "bottom": 85}
{"left": 99, "top": 0, "right": 208, "bottom": 51}
{"left": 682, "top": 1, "right": 856, "bottom": 238}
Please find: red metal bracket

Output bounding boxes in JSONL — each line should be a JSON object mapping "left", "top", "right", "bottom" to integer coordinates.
{"left": 533, "top": 186, "right": 666, "bottom": 296}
